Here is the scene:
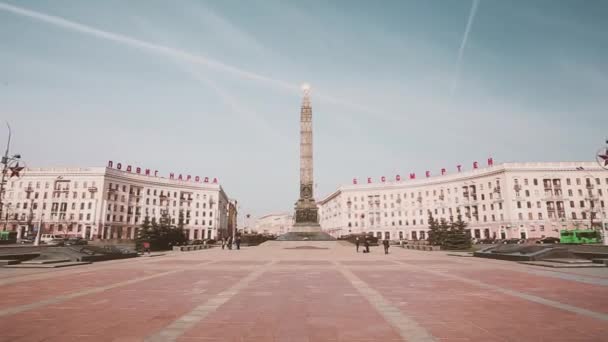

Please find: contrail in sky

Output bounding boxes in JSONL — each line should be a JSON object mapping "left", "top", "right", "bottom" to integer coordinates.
{"left": 450, "top": 0, "right": 480, "bottom": 96}
{"left": 0, "top": 1, "right": 390, "bottom": 119}
{"left": 0, "top": 1, "right": 297, "bottom": 92}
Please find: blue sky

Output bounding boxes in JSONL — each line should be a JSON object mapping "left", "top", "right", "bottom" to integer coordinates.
{"left": 1, "top": 0, "right": 606, "bottom": 219}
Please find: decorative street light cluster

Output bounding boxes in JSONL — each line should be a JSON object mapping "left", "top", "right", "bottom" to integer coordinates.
{"left": 0, "top": 123, "right": 23, "bottom": 231}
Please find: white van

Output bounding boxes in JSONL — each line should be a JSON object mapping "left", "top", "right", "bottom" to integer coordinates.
{"left": 40, "top": 234, "right": 64, "bottom": 245}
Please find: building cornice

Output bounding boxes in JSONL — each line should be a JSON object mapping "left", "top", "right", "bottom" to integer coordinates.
{"left": 318, "top": 161, "right": 605, "bottom": 202}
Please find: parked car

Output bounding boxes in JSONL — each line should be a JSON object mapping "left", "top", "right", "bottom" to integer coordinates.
{"left": 18, "top": 237, "right": 35, "bottom": 244}
{"left": 65, "top": 237, "right": 88, "bottom": 245}
{"left": 476, "top": 238, "right": 497, "bottom": 244}
{"left": 40, "top": 234, "right": 64, "bottom": 245}
{"left": 536, "top": 237, "right": 560, "bottom": 244}
{"left": 503, "top": 238, "right": 524, "bottom": 244}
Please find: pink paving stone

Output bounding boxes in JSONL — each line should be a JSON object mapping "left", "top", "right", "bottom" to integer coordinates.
{"left": 278, "top": 260, "right": 331, "bottom": 265}
{"left": 151, "top": 259, "right": 211, "bottom": 266}
{"left": 178, "top": 270, "right": 402, "bottom": 342}
{"left": 353, "top": 270, "right": 608, "bottom": 341}
{"left": 0, "top": 268, "right": 164, "bottom": 310}
{"left": 449, "top": 268, "right": 608, "bottom": 314}
{"left": 212, "top": 260, "right": 269, "bottom": 266}
{"left": 396, "top": 259, "right": 461, "bottom": 266}
{"left": 339, "top": 260, "right": 397, "bottom": 266}
{"left": 0, "top": 270, "right": 249, "bottom": 342}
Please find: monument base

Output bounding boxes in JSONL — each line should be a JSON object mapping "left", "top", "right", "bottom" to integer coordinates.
{"left": 277, "top": 224, "right": 336, "bottom": 241}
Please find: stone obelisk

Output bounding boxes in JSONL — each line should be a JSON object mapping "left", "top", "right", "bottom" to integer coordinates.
{"left": 292, "top": 83, "right": 321, "bottom": 232}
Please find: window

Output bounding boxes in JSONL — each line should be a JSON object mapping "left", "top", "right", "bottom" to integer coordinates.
{"left": 80, "top": 203, "right": 85, "bottom": 210}
{"left": 88, "top": 202, "right": 92, "bottom": 209}
{"left": 570, "top": 201, "right": 575, "bottom": 208}
{"left": 572, "top": 212, "right": 577, "bottom": 219}
{"left": 517, "top": 202, "right": 522, "bottom": 209}
{"left": 538, "top": 213, "right": 543, "bottom": 220}
{"left": 533, "top": 179, "right": 538, "bottom": 186}
{"left": 525, "top": 190, "right": 530, "bottom": 197}
{"left": 527, "top": 202, "right": 531, "bottom": 209}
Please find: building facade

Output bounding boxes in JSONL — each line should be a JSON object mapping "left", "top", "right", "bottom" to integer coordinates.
{"left": 2, "top": 167, "right": 230, "bottom": 240}
{"left": 253, "top": 213, "right": 293, "bottom": 235}
{"left": 318, "top": 162, "right": 608, "bottom": 241}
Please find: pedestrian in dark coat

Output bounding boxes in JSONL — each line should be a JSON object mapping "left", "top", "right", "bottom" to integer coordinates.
{"left": 364, "top": 238, "right": 370, "bottom": 253}
{"left": 355, "top": 236, "right": 360, "bottom": 253}
{"left": 227, "top": 236, "right": 233, "bottom": 250}
{"left": 235, "top": 236, "right": 241, "bottom": 250}
{"left": 383, "top": 239, "right": 390, "bottom": 254}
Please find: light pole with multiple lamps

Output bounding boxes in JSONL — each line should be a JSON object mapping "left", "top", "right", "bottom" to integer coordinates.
{"left": 0, "top": 123, "right": 22, "bottom": 228}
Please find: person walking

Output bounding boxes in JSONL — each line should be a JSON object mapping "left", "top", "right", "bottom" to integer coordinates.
{"left": 142, "top": 241, "right": 151, "bottom": 255}
{"left": 363, "top": 238, "right": 370, "bottom": 253}
{"left": 383, "top": 239, "right": 390, "bottom": 255}
{"left": 221, "top": 237, "right": 226, "bottom": 250}
{"left": 235, "top": 235, "right": 241, "bottom": 250}
{"left": 355, "top": 236, "right": 360, "bottom": 253}
{"left": 227, "top": 236, "right": 233, "bottom": 250}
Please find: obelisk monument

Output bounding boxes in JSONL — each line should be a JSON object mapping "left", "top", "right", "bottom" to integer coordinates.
{"left": 292, "top": 83, "right": 322, "bottom": 232}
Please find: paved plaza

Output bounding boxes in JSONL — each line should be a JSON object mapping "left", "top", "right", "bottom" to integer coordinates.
{"left": 0, "top": 242, "right": 607, "bottom": 342}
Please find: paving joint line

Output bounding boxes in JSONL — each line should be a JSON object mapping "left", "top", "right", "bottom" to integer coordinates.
{"left": 145, "top": 260, "right": 277, "bottom": 342}
{"left": 394, "top": 260, "right": 608, "bottom": 322}
{"left": 0, "top": 268, "right": 183, "bottom": 317}
{"left": 332, "top": 260, "right": 436, "bottom": 342}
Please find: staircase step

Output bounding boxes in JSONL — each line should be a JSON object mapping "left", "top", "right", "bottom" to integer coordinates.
{"left": 0, "top": 259, "right": 20, "bottom": 265}
{"left": 520, "top": 261, "right": 605, "bottom": 268}
{"left": 21, "top": 258, "right": 71, "bottom": 265}
{"left": 592, "top": 258, "right": 608, "bottom": 265}
{"left": 541, "top": 258, "right": 593, "bottom": 264}
{"left": 4, "top": 261, "right": 91, "bottom": 268}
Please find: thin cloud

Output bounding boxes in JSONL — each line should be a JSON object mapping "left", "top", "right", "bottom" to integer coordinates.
{"left": 450, "top": 0, "right": 480, "bottom": 96}
{"left": 0, "top": 1, "right": 297, "bottom": 91}
{"left": 0, "top": 2, "right": 387, "bottom": 119}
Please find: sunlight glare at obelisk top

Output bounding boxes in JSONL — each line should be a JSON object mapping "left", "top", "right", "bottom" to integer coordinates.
{"left": 301, "top": 83, "right": 311, "bottom": 94}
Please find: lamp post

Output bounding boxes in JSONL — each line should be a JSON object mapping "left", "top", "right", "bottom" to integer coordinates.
{"left": 88, "top": 186, "right": 98, "bottom": 239}
{"left": 0, "top": 123, "right": 21, "bottom": 224}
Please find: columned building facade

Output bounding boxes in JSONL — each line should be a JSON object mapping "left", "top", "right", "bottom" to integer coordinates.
{"left": 2, "top": 167, "right": 230, "bottom": 240}
{"left": 318, "top": 162, "right": 608, "bottom": 240}
{"left": 254, "top": 213, "right": 294, "bottom": 236}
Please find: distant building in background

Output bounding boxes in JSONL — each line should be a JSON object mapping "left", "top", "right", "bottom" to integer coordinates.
{"left": 254, "top": 213, "right": 293, "bottom": 235}
{"left": 2, "top": 166, "right": 232, "bottom": 240}
{"left": 318, "top": 162, "right": 608, "bottom": 240}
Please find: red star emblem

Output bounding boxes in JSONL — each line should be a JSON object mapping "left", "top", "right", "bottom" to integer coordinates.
{"left": 9, "top": 164, "right": 24, "bottom": 178}
{"left": 598, "top": 148, "right": 608, "bottom": 169}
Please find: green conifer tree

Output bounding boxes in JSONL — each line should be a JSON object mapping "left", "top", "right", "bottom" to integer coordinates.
{"left": 444, "top": 214, "right": 472, "bottom": 250}
{"left": 426, "top": 211, "right": 440, "bottom": 245}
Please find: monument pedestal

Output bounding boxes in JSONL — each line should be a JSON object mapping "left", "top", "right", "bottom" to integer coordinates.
{"left": 277, "top": 224, "right": 335, "bottom": 241}
{"left": 290, "top": 223, "right": 322, "bottom": 233}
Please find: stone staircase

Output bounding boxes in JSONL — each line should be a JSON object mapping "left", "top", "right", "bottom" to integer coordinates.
{"left": 519, "top": 258, "right": 606, "bottom": 268}
{"left": 4, "top": 258, "right": 91, "bottom": 268}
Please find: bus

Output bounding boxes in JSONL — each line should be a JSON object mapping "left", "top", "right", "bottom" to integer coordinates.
{"left": 560, "top": 229, "right": 601, "bottom": 244}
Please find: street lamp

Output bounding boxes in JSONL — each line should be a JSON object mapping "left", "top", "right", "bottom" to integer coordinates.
{"left": 0, "top": 123, "right": 22, "bottom": 224}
